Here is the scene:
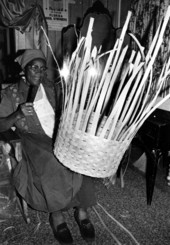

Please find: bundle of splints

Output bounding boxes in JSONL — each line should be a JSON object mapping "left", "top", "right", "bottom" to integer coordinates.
{"left": 54, "top": 8, "right": 170, "bottom": 180}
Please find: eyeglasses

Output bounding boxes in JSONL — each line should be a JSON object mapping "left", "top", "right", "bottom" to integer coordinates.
{"left": 28, "top": 65, "right": 47, "bottom": 73}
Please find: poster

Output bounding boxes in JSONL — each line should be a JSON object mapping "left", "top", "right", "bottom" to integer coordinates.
{"left": 43, "top": 0, "right": 75, "bottom": 31}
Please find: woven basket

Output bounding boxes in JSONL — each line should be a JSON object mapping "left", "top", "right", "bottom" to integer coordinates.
{"left": 53, "top": 9, "right": 170, "bottom": 179}
{"left": 54, "top": 113, "right": 131, "bottom": 178}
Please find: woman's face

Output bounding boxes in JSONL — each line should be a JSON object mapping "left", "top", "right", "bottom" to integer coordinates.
{"left": 25, "top": 58, "right": 47, "bottom": 86}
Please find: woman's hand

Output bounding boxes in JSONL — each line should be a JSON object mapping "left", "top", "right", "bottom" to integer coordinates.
{"left": 18, "top": 102, "right": 34, "bottom": 117}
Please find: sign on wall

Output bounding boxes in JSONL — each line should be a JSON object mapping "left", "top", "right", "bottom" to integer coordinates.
{"left": 43, "top": 0, "right": 75, "bottom": 31}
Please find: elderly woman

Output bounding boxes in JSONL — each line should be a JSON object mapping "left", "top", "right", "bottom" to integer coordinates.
{"left": 0, "top": 49, "right": 96, "bottom": 244}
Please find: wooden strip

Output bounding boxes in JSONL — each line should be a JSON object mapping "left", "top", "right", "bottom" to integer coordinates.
{"left": 69, "top": 18, "right": 94, "bottom": 128}
{"left": 81, "top": 42, "right": 118, "bottom": 132}
{"left": 90, "top": 45, "right": 128, "bottom": 135}
{"left": 107, "top": 63, "right": 144, "bottom": 140}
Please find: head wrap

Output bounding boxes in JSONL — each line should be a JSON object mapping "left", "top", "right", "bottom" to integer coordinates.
{"left": 15, "top": 49, "right": 46, "bottom": 69}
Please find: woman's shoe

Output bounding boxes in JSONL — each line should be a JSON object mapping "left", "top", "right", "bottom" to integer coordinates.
{"left": 49, "top": 215, "right": 73, "bottom": 244}
{"left": 74, "top": 209, "right": 95, "bottom": 242}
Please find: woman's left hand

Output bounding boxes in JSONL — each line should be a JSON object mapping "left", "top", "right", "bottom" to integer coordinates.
{"left": 19, "top": 102, "right": 34, "bottom": 117}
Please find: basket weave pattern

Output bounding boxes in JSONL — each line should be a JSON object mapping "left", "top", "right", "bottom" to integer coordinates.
{"left": 54, "top": 124, "right": 130, "bottom": 178}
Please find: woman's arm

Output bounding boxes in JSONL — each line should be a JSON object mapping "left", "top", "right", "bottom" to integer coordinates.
{"left": 0, "top": 103, "right": 34, "bottom": 132}
{"left": 0, "top": 110, "right": 23, "bottom": 132}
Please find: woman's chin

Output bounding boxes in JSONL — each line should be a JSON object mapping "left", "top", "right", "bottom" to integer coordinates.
{"left": 32, "top": 78, "right": 41, "bottom": 86}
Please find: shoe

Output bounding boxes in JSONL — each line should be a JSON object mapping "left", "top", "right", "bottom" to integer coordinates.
{"left": 74, "top": 209, "right": 95, "bottom": 242}
{"left": 49, "top": 216, "right": 73, "bottom": 244}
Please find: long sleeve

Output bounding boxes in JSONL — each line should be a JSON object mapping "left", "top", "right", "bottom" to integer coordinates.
{"left": 0, "top": 88, "right": 15, "bottom": 117}
{"left": 0, "top": 87, "right": 20, "bottom": 132}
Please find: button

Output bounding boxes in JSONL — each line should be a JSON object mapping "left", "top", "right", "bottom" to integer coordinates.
{"left": 24, "top": 125, "right": 28, "bottom": 130}
{"left": 21, "top": 121, "right": 25, "bottom": 127}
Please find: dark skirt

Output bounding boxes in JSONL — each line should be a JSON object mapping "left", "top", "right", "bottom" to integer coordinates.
{"left": 13, "top": 133, "right": 96, "bottom": 212}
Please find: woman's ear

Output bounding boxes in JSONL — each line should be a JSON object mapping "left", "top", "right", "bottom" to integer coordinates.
{"left": 23, "top": 67, "right": 28, "bottom": 78}
{"left": 23, "top": 68, "right": 26, "bottom": 75}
